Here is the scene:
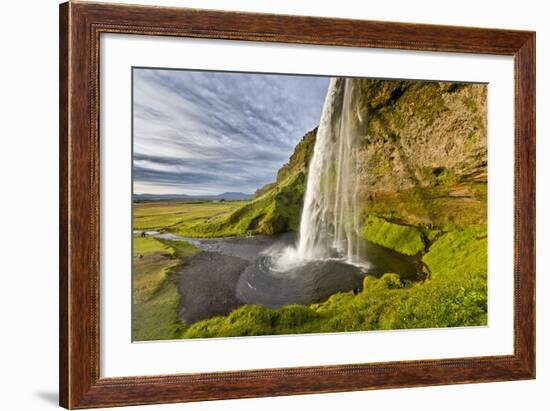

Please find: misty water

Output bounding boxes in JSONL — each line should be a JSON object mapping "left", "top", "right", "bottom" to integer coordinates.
{"left": 288, "top": 78, "right": 365, "bottom": 266}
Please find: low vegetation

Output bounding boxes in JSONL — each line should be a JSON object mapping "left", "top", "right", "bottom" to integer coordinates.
{"left": 133, "top": 236, "right": 171, "bottom": 255}
{"left": 132, "top": 236, "right": 199, "bottom": 341}
{"left": 180, "top": 226, "right": 487, "bottom": 338}
{"left": 360, "top": 214, "right": 425, "bottom": 255}
{"left": 133, "top": 200, "right": 246, "bottom": 231}
{"left": 363, "top": 181, "right": 487, "bottom": 231}
{"left": 174, "top": 173, "right": 306, "bottom": 237}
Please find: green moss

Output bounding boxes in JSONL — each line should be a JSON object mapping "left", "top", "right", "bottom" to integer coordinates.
{"left": 364, "top": 182, "right": 487, "bottom": 230}
{"left": 379, "top": 273, "right": 405, "bottom": 289}
{"left": 422, "top": 228, "right": 440, "bottom": 243}
{"left": 182, "top": 304, "right": 322, "bottom": 338}
{"left": 372, "top": 157, "right": 392, "bottom": 175}
{"left": 376, "top": 273, "right": 487, "bottom": 329}
{"left": 276, "top": 128, "right": 316, "bottom": 183}
{"left": 431, "top": 167, "right": 457, "bottom": 186}
{"left": 360, "top": 215, "right": 425, "bottom": 255}
{"left": 254, "top": 182, "right": 277, "bottom": 198}
{"left": 464, "top": 131, "right": 479, "bottom": 151}
{"left": 423, "top": 226, "right": 487, "bottom": 279}
{"left": 364, "top": 81, "right": 450, "bottom": 129}
{"left": 462, "top": 95, "right": 478, "bottom": 113}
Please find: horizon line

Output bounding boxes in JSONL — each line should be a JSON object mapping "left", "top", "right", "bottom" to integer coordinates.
{"left": 133, "top": 191, "right": 253, "bottom": 196}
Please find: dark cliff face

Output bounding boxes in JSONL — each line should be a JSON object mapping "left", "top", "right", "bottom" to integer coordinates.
{"left": 354, "top": 79, "right": 487, "bottom": 229}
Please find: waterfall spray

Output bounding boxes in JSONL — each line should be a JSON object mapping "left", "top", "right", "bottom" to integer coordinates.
{"left": 277, "top": 78, "right": 365, "bottom": 269}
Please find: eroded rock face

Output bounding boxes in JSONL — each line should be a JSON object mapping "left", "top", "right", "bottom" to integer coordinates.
{"left": 241, "top": 79, "right": 487, "bottom": 234}
{"left": 354, "top": 79, "right": 487, "bottom": 229}
{"left": 358, "top": 80, "right": 487, "bottom": 191}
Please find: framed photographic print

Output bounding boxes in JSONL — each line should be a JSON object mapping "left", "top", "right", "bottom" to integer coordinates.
{"left": 59, "top": 1, "right": 535, "bottom": 409}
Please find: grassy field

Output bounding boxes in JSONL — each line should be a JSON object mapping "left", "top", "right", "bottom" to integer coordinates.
{"left": 133, "top": 200, "right": 247, "bottom": 231}
{"left": 132, "top": 236, "right": 199, "bottom": 341}
{"left": 133, "top": 174, "right": 305, "bottom": 239}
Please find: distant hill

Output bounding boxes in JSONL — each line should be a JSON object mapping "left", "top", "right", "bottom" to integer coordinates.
{"left": 133, "top": 192, "right": 252, "bottom": 202}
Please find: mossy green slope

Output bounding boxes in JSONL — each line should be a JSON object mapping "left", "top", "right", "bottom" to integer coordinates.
{"left": 360, "top": 215, "right": 425, "bottom": 255}
{"left": 276, "top": 128, "right": 317, "bottom": 183}
{"left": 423, "top": 226, "right": 487, "bottom": 279}
{"left": 175, "top": 172, "right": 306, "bottom": 237}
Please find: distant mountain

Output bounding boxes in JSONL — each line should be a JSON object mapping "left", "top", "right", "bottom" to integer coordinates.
{"left": 133, "top": 192, "right": 252, "bottom": 201}
{"left": 214, "top": 192, "right": 253, "bottom": 200}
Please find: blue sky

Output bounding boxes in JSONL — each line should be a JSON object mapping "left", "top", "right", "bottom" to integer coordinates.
{"left": 133, "top": 68, "right": 329, "bottom": 195}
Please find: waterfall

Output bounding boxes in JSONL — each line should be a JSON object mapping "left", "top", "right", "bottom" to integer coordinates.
{"left": 277, "top": 78, "right": 366, "bottom": 269}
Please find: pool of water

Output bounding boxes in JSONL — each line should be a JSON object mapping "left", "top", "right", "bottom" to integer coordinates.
{"left": 137, "top": 231, "right": 420, "bottom": 322}
{"left": 236, "top": 235, "right": 418, "bottom": 308}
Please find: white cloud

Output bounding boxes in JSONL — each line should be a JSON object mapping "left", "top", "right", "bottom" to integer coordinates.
{"left": 133, "top": 68, "right": 328, "bottom": 195}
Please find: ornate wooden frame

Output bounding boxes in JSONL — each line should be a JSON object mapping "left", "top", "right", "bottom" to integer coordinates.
{"left": 59, "top": 1, "right": 535, "bottom": 408}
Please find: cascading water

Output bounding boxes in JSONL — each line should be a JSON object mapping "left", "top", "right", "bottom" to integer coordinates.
{"left": 276, "top": 78, "right": 367, "bottom": 270}
{"left": 237, "top": 78, "right": 418, "bottom": 304}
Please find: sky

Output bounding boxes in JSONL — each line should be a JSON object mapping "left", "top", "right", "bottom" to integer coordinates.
{"left": 133, "top": 68, "right": 329, "bottom": 195}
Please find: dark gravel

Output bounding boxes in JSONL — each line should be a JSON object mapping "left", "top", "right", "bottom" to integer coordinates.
{"left": 177, "top": 251, "right": 248, "bottom": 324}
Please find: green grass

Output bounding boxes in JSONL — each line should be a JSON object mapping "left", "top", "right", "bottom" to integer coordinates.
{"left": 174, "top": 173, "right": 306, "bottom": 237}
{"left": 133, "top": 236, "right": 171, "bottom": 255}
{"left": 360, "top": 214, "right": 426, "bottom": 255}
{"left": 423, "top": 226, "right": 487, "bottom": 279}
{"left": 133, "top": 174, "right": 305, "bottom": 239}
{"left": 132, "top": 237, "right": 199, "bottom": 341}
{"left": 133, "top": 200, "right": 246, "bottom": 231}
{"left": 179, "top": 226, "right": 487, "bottom": 338}
{"left": 132, "top": 261, "right": 184, "bottom": 341}
{"left": 183, "top": 304, "right": 322, "bottom": 338}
